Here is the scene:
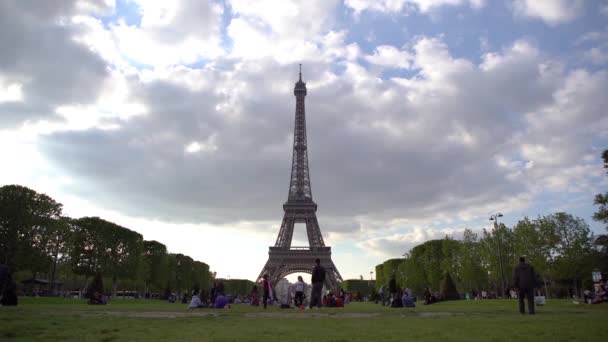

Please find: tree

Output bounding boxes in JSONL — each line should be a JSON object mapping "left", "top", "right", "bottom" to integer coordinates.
{"left": 375, "top": 264, "right": 385, "bottom": 290}
{"left": 440, "top": 272, "right": 460, "bottom": 300}
{"left": 593, "top": 150, "right": 608, "bottom": 227}
{"left": 100, "top": 220, "right": 143, "bottom": 297}
{"left": 47, "top": 217, "right": 73, "bottom": 292}
{"left": 540, "top": 213, "right": 594, "bottom": 297}
{"left": 191, "top": 261, "right": 210, "bottom": 293}
{"left": 479, "top": 223, "right": 515, "bottom": 295}
{"left": 69, "top": 217, "right": 108, "bottom": 279}
{"left": 0, "top": 185, "right": 62, "bottom": 274}
{"left": 593, "top": 150, "right": 608, "bottom": 273}
{"left": 174, "top": 254, "right": 194, "bottom": 295}
{"left": 399, "top": 239, "right": 466, "bottom": 294}
{"left": 142, "top": 240, "right": 168, "bottom": 293}
{"left": 86, "top": 271, "right": 104, "bottom": 300}
{"left": 69, "top": 217, "right": 143, "bottom": 296}
{"left": 458, "top": 229, "right": 487, "bottom": 293}
{"left": 512, "top": 217, "right": 553, "bottom": 296}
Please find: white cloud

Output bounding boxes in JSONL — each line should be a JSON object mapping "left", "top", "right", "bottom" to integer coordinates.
{"left": 0, "top": 81, "right": 23, "bottom": 103}
{"left": 357, "top": 226, "right": 464, "bottom": 258}
{"left": 109, "top": 0, "right": 225, "bottom": 66}
{"left": 184, "top": 135, "right": 218, "bottom": 154}
{"left": 2, "top": 0, "right": 607, "bottom": 280}
{"left": 511, "top": 0, "right": 584, "bottom": 25}
{"left": 365, "top": 45, "right": 412, "bottom": 69}
{"left": 226, "top": 0, "right": 342, "bottom": 63}
{"left": 229, "top": 0, "right": 339, "bottom": 38}
{"left": 344, "top": 0, "right": 485, "bottom": 14}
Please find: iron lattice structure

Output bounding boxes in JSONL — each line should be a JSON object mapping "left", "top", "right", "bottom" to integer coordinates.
{"left": 257, "top": 67, "right": 343, "bottom": 290}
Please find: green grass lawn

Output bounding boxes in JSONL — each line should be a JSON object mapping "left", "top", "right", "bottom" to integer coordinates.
{"left": 1, "top": 298, "right": 607, "bottom": 341}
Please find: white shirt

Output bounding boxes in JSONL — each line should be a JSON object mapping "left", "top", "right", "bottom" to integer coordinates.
{"left": 295, "top": 281, "right": 305, "bottom": 292}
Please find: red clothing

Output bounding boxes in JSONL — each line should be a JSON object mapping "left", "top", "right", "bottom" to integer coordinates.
{"left": 336, "top": 297, "right": 344, "bottom": 307}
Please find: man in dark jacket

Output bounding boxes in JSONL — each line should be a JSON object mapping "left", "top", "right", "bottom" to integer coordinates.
{"left": 389, "top": 273, "right": 397, "bottom": 303}
{"left": 309, "top": 258, "right": 326, "bottom": 309}
{"left": 512, "top": 256, "right": 536, "bottom": 314}
{"left": 0, "top": 264, "right": 18, "bottom": 306}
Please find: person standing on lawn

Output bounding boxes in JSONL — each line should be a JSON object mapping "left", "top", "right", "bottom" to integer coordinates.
{"left": 294, "top": 275, "right": 306, "bottom": 307}
{"left": 309, "top": 258, "right": 326, "bottom": 309}
{"left": 262, "top": 274, "right": 273, "bottom": 309}
{"left": 512, "top": 256, "right": 537, "bottom": 315}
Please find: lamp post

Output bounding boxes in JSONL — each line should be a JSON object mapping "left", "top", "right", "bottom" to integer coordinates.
{"left": 489, "top": 213, "right": 505, "bottom": 298}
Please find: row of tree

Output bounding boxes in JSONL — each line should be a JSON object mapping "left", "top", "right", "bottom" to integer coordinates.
{"left": 376, "top": 212, "right": 606, "bottom": 298}
{"left": 0, "top": 185, "right": 212, "bottom": 297}
{"left": 375, "top": 150, "right": 608, "bottom": 299}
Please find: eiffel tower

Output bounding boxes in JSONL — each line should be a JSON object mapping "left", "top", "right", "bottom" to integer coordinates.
{"left": 257, "top": 66, "right": 342, "bottom": 290}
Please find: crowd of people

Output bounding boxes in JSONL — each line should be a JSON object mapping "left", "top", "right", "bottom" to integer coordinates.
{"left": 187, "top": 258, "right": 360, "bottom": 310}
{"left": 583, "top": 279, "right": 607, "bottom": 305}
{"left": 4, "top": 257, "right": 607, "bottom": 313}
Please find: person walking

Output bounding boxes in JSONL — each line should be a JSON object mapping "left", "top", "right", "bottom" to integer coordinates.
{"left": 389, "top": 273, "right": 397, "bottom": 305}
{"left": 262, "top": 274, "right": 273, "bottom": 309}
{"left": 294, "top": 275, "right": 306, "bottom": 307}
{"left": 309, "top": 258, "right": 326, "bottom": 309}
{"left": 512, "top": 256, "right": 537, "bottom": 315}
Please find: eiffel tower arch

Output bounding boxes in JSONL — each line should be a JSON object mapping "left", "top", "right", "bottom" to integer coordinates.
{"left": 257, "top": 66, "right": 343, "bottom": 290}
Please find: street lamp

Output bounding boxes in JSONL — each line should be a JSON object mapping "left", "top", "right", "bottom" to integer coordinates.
{"left": 489, "top": 213, "right": 505, "bottom": 298}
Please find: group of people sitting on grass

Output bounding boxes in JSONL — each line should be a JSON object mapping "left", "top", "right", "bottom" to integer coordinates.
{"left": 320, "top": 290, "right": 346, "bottom": 308}
{"left": 583, "top": 279, "right": 608, "bottom": 305}
{"left": 187, "top": 281, "right": 231, "bottom": 309}
{"left": 376, "top": 275, "right": 418, "bottom": 308}
{"left": 187, "top": 292, "right": 229, "bottom": 309}
{"left": 88, "top": 291, "right": 108, "bottom": 305}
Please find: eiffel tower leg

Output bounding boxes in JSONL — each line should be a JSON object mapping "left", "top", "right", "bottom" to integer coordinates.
{"left": 274, "top": 216, "right": 295, "bottom": 248}
{"left": 306, "top": 217, "right": 325, "bottom": 247}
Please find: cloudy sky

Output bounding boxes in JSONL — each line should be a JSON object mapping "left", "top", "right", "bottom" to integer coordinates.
{"left": 1, "top": 0, "right": 607, "bottom": 281}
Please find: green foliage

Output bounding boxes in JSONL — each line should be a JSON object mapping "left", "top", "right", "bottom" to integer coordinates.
{"left": 86, "top": 272, "right": 104, "bottom": 299}
{"left": 142, "top": 240, "right": 168, "bottom": 292}
{"left": 221, "top": 279, "right": 256, "bottom": 296}
{"left": 541, "top": 213, "right": 594, "bottom": 295}
{"left": 478, "top": 223, "right": 516, "bottom": 292}
{"left": 382, "top": 258, "right": 405, "bottom": 287}
{"left": 172, "top": 254, "right": 192, "bottom": 294}
{"left": 400, "top": 239, "right": 460, "bottom": 294}
{"left": 593, "top": 150, "right": 608, "bottom": 273}
{"left": 191, "top": 261, "right": 211, "bottom": 292}
{"left": 341, "top": 279, "right": 376, "bottom": 297}
{"left": 0, "top": 185, "right": 62, "bottom": 272}
{"left": 374, "top": 264, "right": 384, "bottom": 290}
{"left": 440, "top": 272, "right": 460, "bottom": 300}
{"left": 68, "top": 217, "right": 144, "bottom": 296}
{"left": 459, "top": 229, "right": 487, "bottom": 292}
{"left": 384, "top": 212, "right": 598, "bottom": 299}
{"left": 0, "top": 184, "right": 214, "bottom": 298}
{"left": 593, "top": 150, "right": 608, "bottom": 227}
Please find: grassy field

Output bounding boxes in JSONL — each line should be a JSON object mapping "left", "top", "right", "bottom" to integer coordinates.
{"left": 1, "top": 297, "right": 607, "bottom": 341}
